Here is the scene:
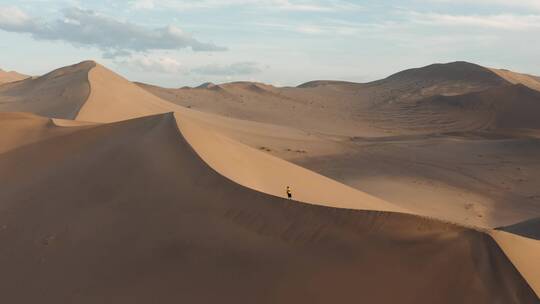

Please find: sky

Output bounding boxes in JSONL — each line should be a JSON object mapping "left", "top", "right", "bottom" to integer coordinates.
{"left": 0, "top": 0, "right": 539, "bottom": 87}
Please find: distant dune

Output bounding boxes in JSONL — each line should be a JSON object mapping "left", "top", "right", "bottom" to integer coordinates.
{"left": 392, "top": 83, "right": 540, "bottom": 132}
{"left": 140, "top": 61, "right": 539, "bottom": 136}
{"left": 0, "top": 60, "right": 539, "bottom": 302}
{"left": 0, "top": 68, "right": 29, "bottom": 84}
{"left": 490, "top": 68, "right": 540, "bottom": 92}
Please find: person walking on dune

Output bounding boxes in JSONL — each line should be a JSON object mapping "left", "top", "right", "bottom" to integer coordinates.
{"left": 286, "top": 186, "right": 292, "bottom": 199}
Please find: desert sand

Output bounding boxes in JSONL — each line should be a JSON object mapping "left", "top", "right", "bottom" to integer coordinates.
{"left": 0, "top": 60, "right": 539, "bottom": 302}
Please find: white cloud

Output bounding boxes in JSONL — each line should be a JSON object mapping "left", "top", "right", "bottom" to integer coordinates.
{"left": 0, "top": 6, "right": 226, "bottom": 57}
{"left": 191, "top": 62, "right": 262, "bottom": 75}
{"left": 288, "top": 19, "right": 397, "bottom": 36}
{"left": 408, "top": 12, "right": 540, "bottom": 30}
{"left": 0, "top": 6, "right": 38, "bottom": 32}
{"left": 296, "top": 25, "right": 327, "bottom": 34}
{"left": 119, "top": 56, "right": 183, "bottom": 73}
{"left": 271, "top": 0, "right": 339, "bottom": 12}
{"left": 132, "top": 0, "right": 155, "bottom": 10}
{"left": 423, "top": 0, "right": 540, "bottom": 11}
{"left": 141, "top": 0, "right": 361, "bottom": 12}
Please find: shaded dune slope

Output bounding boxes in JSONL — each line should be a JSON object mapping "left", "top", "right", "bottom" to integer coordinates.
{"left": 499, "top": 218, "right": 540, "bottom": 240}
{"left": 419, "top": 84, "right": 540, "bottom": 129}
{"left": 297, "top": 80, "right": 359, "bottom": 88}
{"left": 0, "top": 112, "right": 537, "bottom": 303}
{"left": 0, "top": 61, "right": 94, "bottom": 118}
{"left": 0, "top": 112, "right": 80, "bottom": 153}
{"left": 297, "top": 61, "right": 508, "bottom": 103}
{"left": 376, "top": 61, "right": 506, "bottom": 86}
{"left": 297, "top": 61, "right": 506, "bottom": 92}
{"left": 386, "top": 84, "right": 540, "bottom": 132}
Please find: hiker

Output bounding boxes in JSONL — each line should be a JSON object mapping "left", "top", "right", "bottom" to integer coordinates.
{"left": 286, "top": 186, "right": 292, "bottom": 199}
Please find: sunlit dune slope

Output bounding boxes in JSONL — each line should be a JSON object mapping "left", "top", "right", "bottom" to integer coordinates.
{"left": 77, "top": 63, "right": 182, "bottom": 122}
{"left": 173, "top": 111, "right": 403, "bottom": 212}
{"left": 490, "top": 230, "right": 540, "bottom": 297}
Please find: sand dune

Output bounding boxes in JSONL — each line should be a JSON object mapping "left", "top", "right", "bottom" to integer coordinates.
{"left": 0, "top": 68, "right": 29, "bottom": 84}
{"left": 0, "top": 111, "right": 537, "bottom": 303}
{"left": 3, "top": 60, "right": 539, "bottom": 226}
{"left": 0, "top": 61, "right": 182, "bottom": 122}
{"left": 1, "top": 60, "right": 539, "bottom": 302}
{"left": 4, "top": 60, "right": 538, "bottom": 228}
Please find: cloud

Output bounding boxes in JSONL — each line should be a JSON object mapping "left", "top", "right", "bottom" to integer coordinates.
{"left": 0, "top": 6, "right": 226, "bottom": 57}
{"left": 422, "top": 0, "right": 540, "bottom": 11}
{"left": 191, "top": 62, "right": 262, "bottom": 75}
{"left": 253, "top": 18, "right": 395, "bottom": 37}
{"left": 136, "top": 0, "right": 362, "bottom": 12}
{"left": 294, "top": 22, "right": 383, "bottom": 36}
{"left": 296, "top": 25, "right": 328, "bottom": 34}
{"left": 0, "top": 6, "right": 39, "bottom": 32}
{"left": 408, "top": 12, "right": 540, "bottom": 30}
{"left": 270, "top": 0, "right": 349, "bottom": 12}
{"left": 118, "top": 57, "right": 263, "bottom": 76}
{"left": 119, "top": 56, "right": 184, "bottom": 73}
{"left": 132, "top": 0, "right": 155, "bottom": 10}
